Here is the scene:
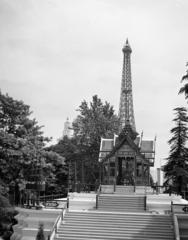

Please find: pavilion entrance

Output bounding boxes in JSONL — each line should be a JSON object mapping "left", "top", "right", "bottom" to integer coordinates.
{"left": 117, "top": 157, "right": 135, "bottom": 185}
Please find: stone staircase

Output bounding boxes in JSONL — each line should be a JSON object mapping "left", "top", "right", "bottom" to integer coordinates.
{"left": 55, "top": 211, "right": 174, "bottom": 240}
{"left": 54, "top": 186, "right": 178, "bottom": 240}
{"left": 97, "top": 194, "right": 146, "bottom": 212}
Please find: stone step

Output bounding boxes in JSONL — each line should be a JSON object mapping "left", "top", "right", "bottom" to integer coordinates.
{"left": 55, "top": 237, "right": 171, "bottom": 240}
{"left": 55, "top": 236, "right": 173, "bottom": 240}
{"left": 99, "top": 196, "right": 145, "bottom": 199}
{"left": 62, "top": 219, "right": 173, "bottom": 225}
{"left": 98, "top": 202, "right": 144, "bottom": 205}
{"left": 56, "top": 232, "right": 174, "bottom": 239}
{"left": 59, "top": 224, "right": 173, "bottom": 231}
{"left": 65, "top": 212, "right": 172, "bottom": 221}
{"left": 98, "top": 203, "right": 144, "bottom": 206}
{"left": 97, "top": 205, "right": 144, "bottom": 208}
{"left": 97, "top": 208, "right": 145, "bottom": 212}
{"left": 98, "top": 199, "right": 144, "bottom": 202}
{"left": 63, "top": 213, "right": 173, "bottom": 218}
{"left": 99, "top": 194, "right": 144, "bottom": 197}
{"left": 57, "top": 229, "right": 173, "bottom": 237}
{"left": 61, "top": 221, "right": 173, "bottom": 228}
{"left": 65, "top": 213, "right": 172, "bottom": 218}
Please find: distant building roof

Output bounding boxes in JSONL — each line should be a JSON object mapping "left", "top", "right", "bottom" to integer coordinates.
{"left": 140, "top": 140, "right": 154, "bottom": 153}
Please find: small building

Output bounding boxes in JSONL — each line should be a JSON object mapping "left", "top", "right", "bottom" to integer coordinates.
{"left": 99, "top": 122, "right": 155, "bottom": 186}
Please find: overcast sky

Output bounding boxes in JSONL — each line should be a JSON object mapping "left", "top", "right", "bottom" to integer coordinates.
{"left": 1, "top": 0, "right": 188, "bottom": 168}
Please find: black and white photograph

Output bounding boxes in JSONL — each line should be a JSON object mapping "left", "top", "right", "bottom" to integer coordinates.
{"left": 0, "top": 0, "right": 188, "bottom": 239}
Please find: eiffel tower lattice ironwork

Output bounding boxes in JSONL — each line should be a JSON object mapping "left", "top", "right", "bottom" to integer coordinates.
{"left": 118, "top": 39, "right": 136, "bottom": 133}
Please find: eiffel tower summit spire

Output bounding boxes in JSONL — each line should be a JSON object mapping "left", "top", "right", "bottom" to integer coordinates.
{"left": 118, "top": 39, "right": 136, "bottom": 133}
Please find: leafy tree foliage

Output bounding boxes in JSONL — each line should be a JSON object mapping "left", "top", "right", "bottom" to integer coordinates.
{"left": 163, "top": 107, "right": 188, "bottom": 194}
{"left": 43, "top": 150, "right": 66, "bottom": 195}
{"left": 0, "top": 91, "right": 65, "bottom": 194}
{"left": 53, "top": 95, "right": 118, "bottom": 186}
{"left": 179, "top": 63, "right": 188, "bottom": 98}
{"left": 0, "top": 194, "right": 17, "bottom": 240}
{"left": 48, "top": 136, "right": 80, "bottom": 191}
{"left": 73, "top": 95, "right": 118, "bottom": 156}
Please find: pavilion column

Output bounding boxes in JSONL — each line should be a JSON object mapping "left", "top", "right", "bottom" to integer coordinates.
{"left": 114, "top": 154, "right": 118, "bottom": 190}
{"left": 147, "top": 165, "right": 150, "bottom": 186}
{"left": 141, "top": 160, "right": 144, "bottom": 185}
{"left": 134, "top": 154, "right": 137, "bottom": 190}
{"left": 99, "top": 162, "right": 102, "bottom": 185}
{"left": 102, "top": 163, "right": 104, "bottom": 185}
{"left": 108, "top": 159, "right": 110, "bottom": 184}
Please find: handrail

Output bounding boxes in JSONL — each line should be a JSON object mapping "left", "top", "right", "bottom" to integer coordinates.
{"left": 113, "top": 182, "right": 116, "bottom": 193}
{"left": 144, "top": 195, "right": 147, "bottom": 211}
{"left": 47, "top": 208, "right": 67, "bottom": 240}
{"left": 97, "top": 184, "right": 101, "bottom": 194}
{"left": 48, "top": 212, "right": 62, "bottom": 240}
{"left": 134, "top": 183, "right": 136, "bottom": 193}
{"left": 171, "top": 201, "right": 180, "bottom": 240}
{"left": 173, "top": 214, "right": 180, "bottom": 240}
{"left": 47, "top": 198, "right": 69, "bottom": 240}
{"left": 96, "top": 193, "right": 99, "bottom": 209}
{"left": 39, "top": 193, "right": 66, "bottom": 201}
{"left": 67, "top": 196, "right": 69, "bottom": 209}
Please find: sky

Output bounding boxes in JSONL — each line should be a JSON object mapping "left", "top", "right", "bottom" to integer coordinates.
{"left": 1, "top": 0, "right": 188, "bottom": 169}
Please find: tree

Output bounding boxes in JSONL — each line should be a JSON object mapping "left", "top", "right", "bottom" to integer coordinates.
{"left": 163, "top": 107, "right": 188, "bottom": 194}
{"left": 0, "top": 91, "right": 65, "bottom": 195}
{"left": 0, "top": 91, "right": 67, "bottom": 238}
{"left": 0, "top": 91, "right": 46, "bottom": 186}
{"left": 73, "top": 95, "right": 119, "bottom": 184}
{"left": 53, "top": 95, "right": 119, "bottom": 187}
{"left": 0, "top": 193, "right": 17, "bottom": 240}
{"left": 43, "top": 150, "right": 66, "bottom": 195}
{"left": 179, "top": 62, "right": 188, "bottom": 98}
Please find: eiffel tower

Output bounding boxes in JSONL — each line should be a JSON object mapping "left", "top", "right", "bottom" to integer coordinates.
{"left": 99, "top": 40, "right": 155, "bottom": 188}
{"left": 118, "top": 39, "right": 136, "bottom": 133}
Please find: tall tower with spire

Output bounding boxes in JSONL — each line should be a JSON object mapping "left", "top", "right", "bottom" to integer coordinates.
{"left": 118, "top": 39, "right": 136, "bottom": 133}
{"left": 99, "top": 41, "right": 156, "bottom": 186}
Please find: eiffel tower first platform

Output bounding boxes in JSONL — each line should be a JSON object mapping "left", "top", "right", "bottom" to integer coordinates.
{"left": 99, "top": 40, "right": 156, "bottom": 186}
